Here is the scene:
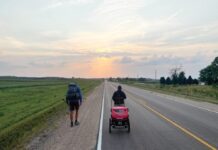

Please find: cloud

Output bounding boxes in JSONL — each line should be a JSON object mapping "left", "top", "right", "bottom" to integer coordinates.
{"left": 0, "top": 60, "right": 27, "bottom": 71}
{"left": 0, "top": 37, "right": 26, "bottom": 49}
{"left": 136, "top": 52, "right": 211, "bottom": 67}
{"left": 40, "top": 30, "right": 64, "bottom": 39}
{"left": 46, "top": 1, "right": 63, "bottom": 9}
{"left": 162, "top": 22, "right": 218, "bottom": 45}
{"left": 1, "top": 0, "right": 218, "bottom": 78}
{"left": 0, "top": 19, "right": 7, "bottom": 29}
{"left": 93, "top": 0, "right": 146, "bottom": 16}
{"left": 117, "top": 56, "right": 134, "bottom": 64}
{"left": 89, "top": 0, "right": 151, "bottom": 38}
{"left": 44, "top": 0, "right": 94, "bottom": 10}
{"left": 29, "top": 62, "right": 55, "bottom": 68}
{"left": 142, "top": 56, "right": 185, "bottom": 65}
{"left": 0, "top": 61, "right": 10, "bottom": 68}
{"left": 166, "top": 9, "right": 183, "bottom": 22}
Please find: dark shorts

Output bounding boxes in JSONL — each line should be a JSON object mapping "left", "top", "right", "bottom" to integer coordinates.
{"left": 114, "top": 103, "right": 125, "bottom": 106}
{"left": 69, "top": 101, "right": 79, "bottom": 111}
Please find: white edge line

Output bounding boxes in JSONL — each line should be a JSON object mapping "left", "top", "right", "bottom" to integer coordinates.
{"left": 169, "top": 98, "right": 218, "bottom": 114}
{"left": 97, "top": 83, "right": 105, "bottom": 150}
{"left": 146, "top": 90, "right": 218, "bottom": 114}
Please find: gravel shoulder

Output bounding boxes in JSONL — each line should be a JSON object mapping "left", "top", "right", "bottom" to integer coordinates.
{"left": 26, "top": 83, "right": 104, "bottom": 150}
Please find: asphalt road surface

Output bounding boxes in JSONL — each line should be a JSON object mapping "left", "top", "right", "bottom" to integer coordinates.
{"left": 100, "top": 81, "right": 218, "bottom": 150}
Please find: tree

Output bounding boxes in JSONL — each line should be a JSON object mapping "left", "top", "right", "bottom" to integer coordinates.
{"left": 171, "top": 73, "right": 178, "bottom": 85}
{"left": 187, "top": 75, "right": 193, "bottom": 85}
{"left": 178, "top": 71, "right": 186, "bottom": 85}
{"left": 170, "top": 66, "right": 182, "bottom": 85}
{"left": 160, "top": 77, "right": 166, "bottom": 84}
{"left": 193, "top": 79, "right": 199, "bottom": 84}
{"left": 200, "top": 57, "right": 218, "bottom": 85}
{"left": 166, "top": 77, "right": 171, "bottom": 85}
{"left": 117, "top": 77, "right": 121, "bottom": 82}
{"left": 138, "top": 77, "right": 145, "bottom": 82}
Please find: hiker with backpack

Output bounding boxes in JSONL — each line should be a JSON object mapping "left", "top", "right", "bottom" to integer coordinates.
{"left": 66, "top": 83, "right": 82, "bottom": 127}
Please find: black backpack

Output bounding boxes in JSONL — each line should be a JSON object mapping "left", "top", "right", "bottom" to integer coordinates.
{"left": 113, "top": 91, "right": 125, "bottom": 105}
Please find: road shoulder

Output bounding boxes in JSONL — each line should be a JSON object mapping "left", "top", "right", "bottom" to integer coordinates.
{"left": 26, "top": 83, "right": 104, "bottom": 150}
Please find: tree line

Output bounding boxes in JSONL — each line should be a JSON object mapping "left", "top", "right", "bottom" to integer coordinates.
{"left": 160, "top": 73, "right": 199, "bottom": 85}
{"left": 160, "top": 56, "right": 218, "bottom": 85}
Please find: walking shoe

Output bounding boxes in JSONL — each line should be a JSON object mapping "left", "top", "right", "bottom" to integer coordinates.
{"left": 71, "top": 121, "right": 74, "bottom": 127}
{"left": 75, "top": 121, "right": 80, "bottom": 126}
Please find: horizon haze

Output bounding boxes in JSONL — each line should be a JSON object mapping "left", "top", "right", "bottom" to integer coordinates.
{"left": 0, "top": 0, "right": 218, "bottom": 78}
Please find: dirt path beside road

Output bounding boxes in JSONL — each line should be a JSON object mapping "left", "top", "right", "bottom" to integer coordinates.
{"left": 26, "top": 83, "right": 104, "bottom": 150}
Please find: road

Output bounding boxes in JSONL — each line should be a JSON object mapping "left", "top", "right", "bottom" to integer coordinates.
{"left": 101, "top": 81, "right": 218, "bottom": 150}
{"left": 27, "top": 81, "right": 218, "bottom": 150}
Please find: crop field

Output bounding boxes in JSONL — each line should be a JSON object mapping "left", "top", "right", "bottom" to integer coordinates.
{"left": 122, "top": 81, "right": 218, "bottom": 104}
{"left": 0, "top": 77, "right": 102, "bottom": 149}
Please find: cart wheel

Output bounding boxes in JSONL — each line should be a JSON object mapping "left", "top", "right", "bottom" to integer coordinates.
{"left": 109, "top": 118, "right": 112, "bottom": 133}
{"left": 127, "top": 120, "right": 130, "bottom": 133}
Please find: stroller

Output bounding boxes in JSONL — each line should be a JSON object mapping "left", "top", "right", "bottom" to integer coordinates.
{"left": 109, "top": 99, "right": 130, "bottom": 133}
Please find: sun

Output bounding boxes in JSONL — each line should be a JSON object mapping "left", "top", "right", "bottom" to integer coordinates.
{"left": 88, "top": 57, "right": 120, "bottom": 78}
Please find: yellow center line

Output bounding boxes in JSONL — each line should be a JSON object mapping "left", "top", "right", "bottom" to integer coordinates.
{"left": 133, "top": 99, "right": 217, "bottom": 150}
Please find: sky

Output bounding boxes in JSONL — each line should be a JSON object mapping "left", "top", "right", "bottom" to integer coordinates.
{"left": 0, "top": 0, "right": 218, "bottom": 78}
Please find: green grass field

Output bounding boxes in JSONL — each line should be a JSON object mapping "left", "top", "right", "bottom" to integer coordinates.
{"left": 0, "top": 77, "right": 102, "bottom": 150}
{"left": 122, "top": 81, "right": 218, "bottom": 104}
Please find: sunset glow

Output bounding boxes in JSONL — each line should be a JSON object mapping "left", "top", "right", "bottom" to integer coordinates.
{"left": 0, "top": 0, "right": 218, "bottom": 78}
{"left": 88, "top": 57, "right": 120, "bottom": 78}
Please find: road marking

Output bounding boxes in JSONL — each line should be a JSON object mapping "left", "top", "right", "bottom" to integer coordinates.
{"left": 97, "top": 83, "right": 105, "bottom": 150}
{"left": 133, "top": 99, "right": 217, "bottom": 150}
{"left": 162, "top": 97, "right": 218, "bottom": 114}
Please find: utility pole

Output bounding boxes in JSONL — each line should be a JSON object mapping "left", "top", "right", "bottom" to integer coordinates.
{"left": 155, "top": 70, "right": 157, "bottom": 81}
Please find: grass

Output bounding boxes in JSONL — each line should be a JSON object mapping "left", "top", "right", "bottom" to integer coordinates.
{"left": 121, "top": 81, "right": 218, "bottom": 104}
{"left": 0, "top": 77, "right": 102, "bottom": 150}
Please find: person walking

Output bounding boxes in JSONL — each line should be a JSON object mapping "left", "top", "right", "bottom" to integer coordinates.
{"left": 66, "top": 83, "right": 82, "bottom": 127}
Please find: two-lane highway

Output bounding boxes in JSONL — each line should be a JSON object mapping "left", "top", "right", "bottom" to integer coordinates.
{"left": 99, "top": 81, "right": 218, "bottom": 150}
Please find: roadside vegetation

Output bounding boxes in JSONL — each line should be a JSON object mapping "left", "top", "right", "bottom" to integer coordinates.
{"left": 110, "top": 56, "right": 218, "bottom": 104}
{"left": 0, "top": 77, "right": 102, "bottom": 150}
{"left": 159, "top": 56, "right": 218, "bottom": 86}
{"left": 124, "top": 82, "right": 218, "bottom": 104}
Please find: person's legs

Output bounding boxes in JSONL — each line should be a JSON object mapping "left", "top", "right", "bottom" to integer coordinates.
{"left": 69, "top": 104, "right": 75, "bottom": 127}
{"left": 70, "top": 111, "right": 74, "bottom": 122}
{"left": 75, "top": 109, "right": 78, "bottom": 121}
{"left": 75, "top": 102, "right": 80, "bottom": 125}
